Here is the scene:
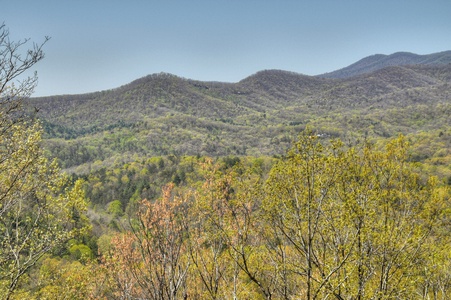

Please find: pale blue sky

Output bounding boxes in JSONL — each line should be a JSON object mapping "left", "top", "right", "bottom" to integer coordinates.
{"left": 2, "top": 0, "right": 451, "bottom": 96}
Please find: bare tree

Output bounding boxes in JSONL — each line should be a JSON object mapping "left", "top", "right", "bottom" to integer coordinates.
{"left": 0, "top": 24, "right": 88, "bottom": 300}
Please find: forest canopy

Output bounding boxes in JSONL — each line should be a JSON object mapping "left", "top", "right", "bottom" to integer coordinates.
{"left": 1, "top": 22, "right": 450, "bottom": 299}
{"left": 24, "top": 133, "right": 449, "bottom": 299}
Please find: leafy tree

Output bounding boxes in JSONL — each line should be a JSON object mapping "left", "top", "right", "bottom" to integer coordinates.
{"left": 0, "top": 24, "right": 88, "bottom": 299}
{"left": 188, "top": 158, "right": 282, "bottom": 299}
{"left": 105, "top": 183, "right": 190, "bottom": 299}
{"left": 187, "top": 159, "right": 258, "bottom": 299}
{"left": 261, "top": 133, "right": 449, "bottom": 299}
{"left": 107, "top": 200, "right": 123, "bottom": 217}
{"left": 186, "top": 160, "right": 233, "bottom": 299}
{"left": 101, "top": 133, "right": 449, "bottom": 299}
{"left": 32, "top": 257, "right": 104, "bottom": 299}
{"left": 262, "top": 133, "right": 346, "bottom": 299}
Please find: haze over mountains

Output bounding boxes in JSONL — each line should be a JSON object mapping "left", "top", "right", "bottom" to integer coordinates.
{"left": 29, "top": 51, "right": 451, "bottom": 173}
{"left": 318, "top": 50, "right": 451, "bottom": 78}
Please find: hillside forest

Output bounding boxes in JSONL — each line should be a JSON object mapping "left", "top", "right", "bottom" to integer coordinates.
{"left": 1, "top": 24, "right": 451, "bottom": 299}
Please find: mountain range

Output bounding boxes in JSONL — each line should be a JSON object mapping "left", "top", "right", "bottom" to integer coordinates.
{"left": 318, "top": 50, "right": 451, "bottom": 78}
{"left": 28, "top": 51, "right": 451, "bottom": 175}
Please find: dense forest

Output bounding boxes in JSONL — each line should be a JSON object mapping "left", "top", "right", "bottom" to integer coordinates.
{"left": 1, "top": 24, "right": 451, "bottom": 299}
{"left": 30, "top": 59, "right": 451, "bottom": 181}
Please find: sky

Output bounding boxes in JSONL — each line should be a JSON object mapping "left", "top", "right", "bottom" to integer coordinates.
{"left": 2, "top": 0, "right": 451, "bottom": 97}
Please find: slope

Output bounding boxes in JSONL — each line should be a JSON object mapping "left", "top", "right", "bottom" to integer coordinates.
{"left": 319, "top": 50, "right": 451, "bottom": 79}
{"left": 27, "top": 62, "right": 451, "bottom": 174}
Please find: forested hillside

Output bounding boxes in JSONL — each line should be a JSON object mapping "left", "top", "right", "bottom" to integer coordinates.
{"left": 3, "top": 47, "right": 451, "bottom": 298}
{"left": 319, "top": 50, "right": 451, "bottom": 78}
{"left": 30, "top": 63, "right": 451, "bottom": 180}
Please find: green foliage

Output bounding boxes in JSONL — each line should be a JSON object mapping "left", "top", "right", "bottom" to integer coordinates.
{"left": 5, "top": 22, "right": 450, "bottom": 297}
{"left": 27, "top": 64, "right": 451, "bottom": 183}
{"left": 4, "top": 132, "right": 449, "bottom": 298}
{"left": 94, "top": 132, "right": 450, "bottom": 299}
{"left": 81, "top": 156, "right": 203, "bottom": 209}
{"left": 29, "top": 256, "right": 105, "bottom": 299}
{"left": 261, "top": 133, "right": 450, "bottom": 298}
{"left": 0, "top": 23, "right": 89, "bottom": 299}
{"left": 106, "top": 200, "right": 123, "bottom": 217}
{"left": 68, "top": 243, "right": 94, "bottom": 262}
{"left": 0, "top": 121, "right": 90, "bottom": 298}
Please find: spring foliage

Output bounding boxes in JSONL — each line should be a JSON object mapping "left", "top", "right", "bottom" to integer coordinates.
{"left": 0, "top": 24, "right": 89, "bottom": 299}
{"left": 97, "top": 133, "right": 450, "bottom": 299}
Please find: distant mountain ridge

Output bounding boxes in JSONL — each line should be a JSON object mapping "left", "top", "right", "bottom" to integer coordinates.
{"left": 318, "top": 50, "right": 451, "bottom": 79}
{"left": 27, "top": 51, "right": 451, "bottom": 173}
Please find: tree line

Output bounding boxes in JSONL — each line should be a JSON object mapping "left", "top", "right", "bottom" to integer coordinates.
{"left": 18, "top": 133, "right": 448, "bottom": 299}
{"left": 1, "top": 23, "right": 450, "bottom": 299}
{"left": 89, "top": 134, "right": 448, "bottom": 299}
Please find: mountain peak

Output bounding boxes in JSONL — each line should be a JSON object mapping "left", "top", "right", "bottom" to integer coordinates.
{"left": 318, "top": 50, "right": 451, "bottom": 79}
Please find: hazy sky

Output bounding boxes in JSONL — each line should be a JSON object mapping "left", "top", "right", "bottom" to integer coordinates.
{"left": 3, "top": 0, "right": 451, "bottom": 96}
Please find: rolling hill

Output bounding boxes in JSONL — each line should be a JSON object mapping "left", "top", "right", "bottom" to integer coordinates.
{"left": 28, "top": 52, "right": 451, "bottom": 176}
